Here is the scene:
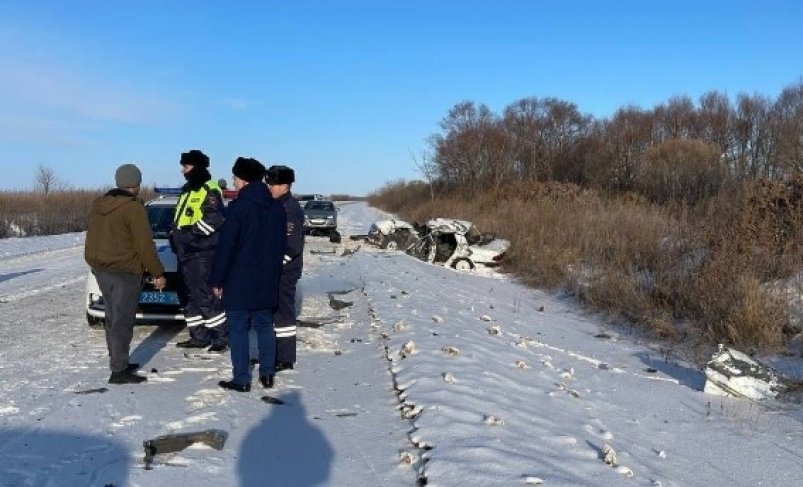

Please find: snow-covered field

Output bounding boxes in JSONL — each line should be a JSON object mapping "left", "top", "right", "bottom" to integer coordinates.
{"left": 1, "top": 202, "right": 802, "bottom": 486}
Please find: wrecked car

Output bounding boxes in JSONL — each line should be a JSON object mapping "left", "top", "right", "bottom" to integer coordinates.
{"left": 406, "top": 218, "right": 509, "bottom": 271}
{"left": 366, "top": 219, "right": 421, "bottom": 250}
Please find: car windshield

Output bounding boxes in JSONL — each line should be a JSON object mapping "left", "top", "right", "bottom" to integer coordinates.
{"left": 147, "top": 205, "right": 174, "bottom": 238}
{"left": 305, "top": 201, "right": 334, "bottom": 211}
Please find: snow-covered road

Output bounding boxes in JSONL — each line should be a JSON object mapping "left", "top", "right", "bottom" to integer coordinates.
{"left": 1, "top": 202, "right": 802, "bottom": 487}
{"left": 0, "top": 231, "right": 86, "bottom": 303}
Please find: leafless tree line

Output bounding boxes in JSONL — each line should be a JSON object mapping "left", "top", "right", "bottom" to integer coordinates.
{"left": 425, "top": 80, "right": 803, "bottom": 204}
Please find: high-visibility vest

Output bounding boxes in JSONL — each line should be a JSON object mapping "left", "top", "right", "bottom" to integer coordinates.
{"left": 174, "top": 180, "right": 221, "bottom": 228}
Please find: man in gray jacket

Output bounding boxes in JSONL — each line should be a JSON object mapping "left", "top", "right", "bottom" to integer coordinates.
{"left": 85, "top": 164, "right": 166, "bottom": 384}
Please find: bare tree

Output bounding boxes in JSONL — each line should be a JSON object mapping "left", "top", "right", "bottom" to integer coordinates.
{"left": 698, "top": 90, "right": 732, "bottom": 155}
{"left": 731, "top": 93, "right": 773, "bottom": 179}
{"left": 411, "top": 147, "right": 438, "bottom": 201}
{"left": 770, "top": 80, "right": 803, "bottom": 175}
{"left": 34, "top": 163, "right": 59, "bottom": 195}
{"left": 502, "top": 97, "right": 590, "bottom": 183}
{"left": 431, "top": 100, "right": 511, "bottom": 189}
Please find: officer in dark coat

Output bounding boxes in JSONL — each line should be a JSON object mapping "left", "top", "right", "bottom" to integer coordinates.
{"left": 211, "top": 158, "right": 286, "bottom": 392}
{"left": 266, "top": 165, "right": 305, "bottom": 371}
{"left": 171, "top": 150, "right": 228, "bottom": 352}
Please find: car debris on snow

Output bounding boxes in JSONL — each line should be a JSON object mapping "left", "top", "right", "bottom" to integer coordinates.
{"left": 442, "top": 346, "right": 460, "bottom": 357}
{"left": 361, "top": 217, "right": 509, "bottom": 271}
{"left": 602, "top": 443, "right": 618, "bottom": 466}
{"left": 406, "top": 218, "right": 509, "bottom": 271}
{"left": 143, "top": 429, "right": 227, "bottom": 470}
{"left": 483, "top": 414, "right": 505, "bottom": 426}
{"left": 401, "top": 340, "right": 417, "bottom": 357}
{"left": 703, "top": 345, "right": 801, "bottom": 401}
{"left": 364, "top": 219, "right": 420, "bottom": 250}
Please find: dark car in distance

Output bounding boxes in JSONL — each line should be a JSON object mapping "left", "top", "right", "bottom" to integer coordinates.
{"left": 303, "top": 200, "right": 340, "bottom": 243}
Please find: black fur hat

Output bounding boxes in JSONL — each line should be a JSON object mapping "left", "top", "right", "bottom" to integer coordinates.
{"left": 265, "top": 165, "right": 295, "bottom": 185}
{"left": 180, "top": 149, "right": 210, "bottom": 168}
{"left": 232, "top": 157, "right": 266, "bottom": 183}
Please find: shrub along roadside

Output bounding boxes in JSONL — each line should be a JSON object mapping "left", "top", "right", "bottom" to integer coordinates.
{"left": 0, "top": 188, "right": 155, "bottom": 238}
{"left": 368, "top": 179, "right": 803, "bottom": 354}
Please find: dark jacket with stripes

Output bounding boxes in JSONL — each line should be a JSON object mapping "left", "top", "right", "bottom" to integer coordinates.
{"left": 171, "top": 181, "right": 225, "bottom": 260}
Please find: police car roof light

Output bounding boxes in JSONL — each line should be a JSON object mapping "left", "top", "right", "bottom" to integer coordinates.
{"left": 155, "top": 187, "right": 238, "bottom": 199}
{"left": 154, "top": 187, "right": 183, "bottom": 195}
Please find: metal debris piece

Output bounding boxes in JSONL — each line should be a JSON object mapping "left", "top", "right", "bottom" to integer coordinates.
{"left": 143, "top": 429, "right": 227, "bottom": 470}
{"left": 73, "top": 387, "right": 109, "bottom": 395}
{"left": 703, "top": 345, "right": 799, "bottom": 401}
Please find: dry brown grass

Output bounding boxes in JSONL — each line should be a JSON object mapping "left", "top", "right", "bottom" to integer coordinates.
{"left": 0, "top": 188, "right": 156, "bottom": 238}
{"left": 328, "top": 193, "right": 366, "bottom": 201}
{"left": 369, "top": 179, "right": 803, "bottom": 351}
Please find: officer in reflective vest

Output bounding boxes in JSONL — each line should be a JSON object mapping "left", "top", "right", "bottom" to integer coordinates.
{"left": 266, "top": 165, "right": 305, "bottom": 370}
{"left": 171, "top": 149, "right": 228, "bottom": 351}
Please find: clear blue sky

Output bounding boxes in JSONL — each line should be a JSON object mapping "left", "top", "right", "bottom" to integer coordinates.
{"left": 1, "top": 1, "right": 801, "bottom": 195}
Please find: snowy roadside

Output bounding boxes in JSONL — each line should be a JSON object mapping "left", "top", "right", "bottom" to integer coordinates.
{"left": 1, "top": 202, "right": 802, "bottom": 486}
{"left": 0, "top": 231, "right": 84, "bottom": 260}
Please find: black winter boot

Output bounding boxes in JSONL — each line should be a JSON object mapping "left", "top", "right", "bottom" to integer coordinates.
{"left": 176, "top": 339, "right": 210, "bottom": 349}
{"left": 219, "top": 380, "right": 250, "bottom": 392}
{"left": 207, "top": 343, "right": 229, "bottom": 353}
{"left": 275, "top": 362, "right": 294, "bottom": 372}
{"left": 109, "top": 371, "right": 147, "bottom": 384}
{"left": 259, "top": 375, "right": 274, "bottom": 389}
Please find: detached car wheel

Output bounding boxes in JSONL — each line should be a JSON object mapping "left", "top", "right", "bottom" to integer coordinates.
{"left": 451, "top": 258, "right": 475, "bottom": 272}
{"left": 86, "top": 313, "right": 105, "bottom": 329}
{"left": 329, "top": 230, "right": 342, "bottom": 243}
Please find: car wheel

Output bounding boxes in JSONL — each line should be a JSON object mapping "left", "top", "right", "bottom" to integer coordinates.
{"left": 329, "top": 230, "right": 341, "bottom": 243}
{"left": 86, "top": 313, "right": 105, "bottom": 329}
{"left": 382, "top": 236, "right": 399, "bottom": 250}
{"left": 451, "top": 258, "right": 475, "bottom": 272}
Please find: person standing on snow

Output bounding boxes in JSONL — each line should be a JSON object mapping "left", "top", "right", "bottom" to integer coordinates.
{"left": 211, "top": 158, "right": 286, "bottom": 392}
{"left": 265, "top": 165, "right": 305, "bottom": 371}
{"left": 85, "top": 164, "right": 166, "bottom": 384}
{"left": 171, "top": 149, "right": 228, "bottom": 352}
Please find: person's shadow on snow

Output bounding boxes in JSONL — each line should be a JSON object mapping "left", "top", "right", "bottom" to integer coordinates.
{"left": 238, "top": 390, "right": 333, "bottom": 487}
{"left": 0, "top": 428, "right": 129, "bottom": 486}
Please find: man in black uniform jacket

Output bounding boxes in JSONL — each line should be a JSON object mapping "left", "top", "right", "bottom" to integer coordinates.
{"left": 172, "top": 150, "right": 228, "bottom": 352}
{"left": 266, "top": 165, "right": 305, "bottom": 371}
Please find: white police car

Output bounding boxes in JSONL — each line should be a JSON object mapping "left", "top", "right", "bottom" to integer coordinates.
{"left": 85, "top": 187, "right": 234, "bottom": 328}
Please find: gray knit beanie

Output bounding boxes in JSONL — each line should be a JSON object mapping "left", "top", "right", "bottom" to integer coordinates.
{"left": 115, "top": 164, "right": 142, "bottom": 188}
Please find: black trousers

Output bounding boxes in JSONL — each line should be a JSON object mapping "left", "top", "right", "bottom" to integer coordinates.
{"left": 274, "top": 270, "right": 300, "bottom": 364}
{"left": 95, "top": 271, "right": 140, "bottom": 373}
{"left": 180, "top": 255, "right": 228, "bottom": 346}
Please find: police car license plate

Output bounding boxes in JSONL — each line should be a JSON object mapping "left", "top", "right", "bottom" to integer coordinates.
{"left": 139, "top": 291, "right": 180, "bottom": 305}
